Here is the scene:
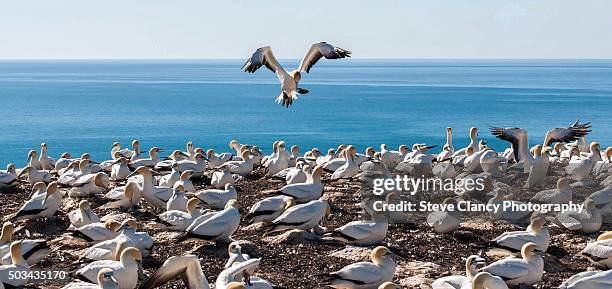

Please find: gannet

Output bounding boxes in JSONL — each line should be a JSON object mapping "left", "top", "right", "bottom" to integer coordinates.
{"left": 37, "top": 143, "right": 55, "bottom": 170}
{"left": 175, "top": 170, "right": 195, "bottom": 193}
{"left": 167, "top": 185, "right": 189, "bottom": 212}
{"left": 558, "top": 269, "right": 612, "bottom": 289}
{"left": 58, "top": 159, "right": 92, "bottom": 186}
{"left": 549, "top": 199, "right": 602, "bottom": 233}
{"left": 138, "top": 255, "right": 211, "bottom": 289}
{"left": 110, "top": 157, "right": 131, "bottom": 180}
{"left": 185, "top": 199, "right": 240, "bottom": 242}
{"left": 224, "top": 149, "right": 254, "bottom": 175}
{"left": 157, "top": 198, "right": 203, "bottom": 231}
{"left": 264, "top": 165, "right": 323, "bottom": 203}
{"left": 206, "top": 149, "right": 232, "bottom": 169}
{"left": 479, "top": 242, "right": 544, "bottom": 286}
{"left": 479, "top": 148, "right": 504, "bottom": 177}
{"left": 195, "top": 184, "right": 237, "bottom": 210}
{"left": 224, "top": 242, "right": 254, "bottom": 282}
{"left": 102, "top": 181, "right": 141, "bottom": 211}
{"left": 262, "top": 199, "right": 329, "bottom": 234}
{"left": 274, "top": 161, "right": 307, "bottom": 184}
{"left": 379, "top": 144, "right": 397, "bottom": 170}
{"left": 288, "top": 145, "right": 301, "bottom": 167}
{"left": 245, "top": 195, "right": 295, "bottom": 224}
{"left": 526, "top": 147, "right": 551, "bottom": 188}
{"left": 69, "top": 200, "right": 100, "bottom": 228}
{"left": 543, "top": 120, "right": 592, "bottom": 147}
{"left": 129, "top": 140, "right": 142, "bottom": 161}
{"left": 0, "top": 223, "right": 50, "bottom": 266}
{"left": 487, "top": 191, "right": 531, "bottom": 223}
{"left": 75, "top": 247, "right": 141, "bottom": 289}
{"left": 319, "top": 246, "right": 399, "bottom": 289}
{"left": 0, "top": 242, "right": 30, "bottom": 287}
{"left": 10, "top": 181, "right": 60, "bottom": 221}
{"left": 0, "top": 164, "right": 16, "bottom": 185}
{"left": 154, "top": 150, "right": 191, "bottom": 171}
{"left": 111, "top": 142, "right": 134, "bottom": 160}
{"left": 69, "top": 172, "right": 110, "bottom": 197}
{"left": 581, "top": 231, "right": 612, "bottom": 268}
{"left": 68, "top": 220, "right": 121, "bottom": 243}
{"left": 158, "top": 163, "right": 180, "bottom": 187}
{"left": 483, "top": 215, "right": 549, "bottom": 253}
{"left": 531, "top": 178, "right": 572, "bottom": 204}
{"left": 317, "top": 148, "right": 336, "bottom": 166}
{"left": 126, "top": 166, "right": 170, "bottom": 209}
{"left": 242, "top": 42, "right": 351, "bottom": 107}
{"left": 331, "top": 146, "right": 359, "bottom": 180}
{"left": 217, "top": 258, "right": 275, "bottom": 289}
{"left": 264, "top": 141, "right": 290, "bottom": 176}
{"left": 324, "top": 211, "right": 388, "bottom": 245}
{"left": 129, "top": 147, "right": 162, "bottom": 169}
{"left": 62, "top": 268, "right": 119, "bottom": 289}
{"left": 586, "top": 187, "right": 612, "bottom": 212}
{"left": 452, "top": 127, "right": 479, "bottom": 157}
{"left": 461, "top": 272, "right": 508, "bottom": 289}
{"left": 80, "top": 219, "right": 152, "bottom": 262}
{"left": 26, "top": 150, "right": 42, "bottom": 170}
{"left": 427, "top": 198, "right": 461, "bottom": 234}
{"left": 54, "top": 153, "right": 74, "bottom": 172}
{"left": 431, "top": 255, "right": 486, "bottom": 289}
{"left": 211, "top": 166, "right": 235, "bottom": 189}
{"left": 16, "top": 165, "right": 51, "bottom": 184}
{"left": 176, "top": 153, "right": 207, "bottom": 174}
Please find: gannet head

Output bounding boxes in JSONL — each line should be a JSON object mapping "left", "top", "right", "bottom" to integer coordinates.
{"left": 291, "top": 145, "right": 300, "bottom": 155}
{"left": 229, "top": 140, "right": 239, "bottom": 149}
{"left": 226, "top": 282, "right": 247, "bottom": 289}
{"left": 399, "top": 145, "right": 408, "bottom": 154}
{"left": 469, "top": 127, "right": 478, "bottom": 139}
{"left": 32, "top": 181, "right": 46, "bottom": 192}
{"left": 128, "top": 166, "right": 151, "bottom": 178}
{"left": 326, "top": 148, "right": 335, "bottom": 156}
{"left": 466, "top": 147, "right": 475, "bottom": 156}
{"left": 120, "top": 247, "right": 142, "bottom": 263}
{"left": 277, "top": 141, "right": 287, "bottom": 151}
{"left": 94, "top": 173, "right": 108, "bottom": 188}
{"left": 186, "top": 198, "right": 200, "bottom": 214}
{"left": 97, "top": 268, "right": 117, "bottom": 287}
{"left": 597, "top": 231, "right": 612, "bottom": 241}
{"left": 0, "top": 222, "right": 14, "bottom": 243}
{"left": 194, "top": 153, "right": 206, "bottom": 162}
{"left": 206, "top": 149, "right": 215, "bottom": 158}
{"left": 131, "top": 140, "right": 140, "bottom": 149}
{"left": 6, "top": 163, "right": 16, "bottom": 174}
{"left": 371, "top": 246, "right": 402, "bottom": 265}
{"left": 173, "top": 184, "right": 186, "bottom": 194}
{"left": 186, "top": 141, "right": 193, "bottom": 149}
{"left": 465, "top": 255, "right": 487, "bottom": 272}
{"left": 9, "top": 241, "right": 27, "bottom": 266}
{"left": 381, "top": 144, "right": 387, "bottom": 151}
{"left": 590, "top": 142, "right": 600, "bottom": 152}
{"left": 378, "top": 282, "right": 400, "bottom": 289}
{"left": 471, "top": 272, "right": 499, "bottom": 289}
{"left": 443, "top": 144, "right": 451, "bottom": 151}
{"left": 117, "top": 219, "right": 138, "bottom": 232}
{"left": 180, "top": 170, "right": 193, "bottom": 181}
{"left": 194, "top": 147, "right": 204, "bottom": 155}
{"left": 289, "top": 69, "right": 301, "bottom": 82}
{"left": 366, "top": 147, "right": 375, "bottom": 156}
{"left": 529, "top": 214, "right": 547, "bottom": 233}
{"left": 45, "top": 182, "right": 58, "bottom": 198}
{"left": 556, "top": 178, "right": 570, "bottom": 191}
{"left": 228, "top": 241, "right": 242, "bottom": 255}
{"left": 521, "top": 242, "right": 544, "bottom": 259}
{"left": 27, "top": 150, "right": 37, "bottom": 161}
{"left": 41, "top": 143, "right": 48, "bottom": 152}
{"left": 553, "top": 143, "right": 564, "bottom": 153}
{"left": 606, "top": 147, "right": 612, "bottom": 161}
{"left": 112, "top": 142, "right": 120, "bottom": 148}
{"left": 104, "top": 219, "right": 122, "bottom": 231}
{"left": 447, "top": 127, "right": 453, "bottom": 135}
{"left": 79, "top": 200, "right": 91, "bottom": 211}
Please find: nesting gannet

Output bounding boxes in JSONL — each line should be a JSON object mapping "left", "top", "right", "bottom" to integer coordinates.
{"left": 217, "top": 258, "right": 274, "bottom": 289}
{"left": 58, "top": 159, "right": 92, "bottom": 186}
{"left": 211, "top": 166, "right": 235, "bottom": 189}
{"left": 17, "top": 165, "right": 51, "bottom": 184}
{"left": 479, "top": 242, "right": 544, "bottom": 286}
{"left": 526, "top": 147, "right": 551, "bottom": 188}
{"left": 319, "top": 246, "right": 399, "bottom": 289}
{"left": 157, "top": 198, "right": 203, "bottom": 231}
{"left": 206, "top": 149, "right": 231, "bottom": 169}
{"left": 427, "top": 198, "right": 461, "bottom": 234}
{"left": 62, "top": 268, "right": 118, "bottom": 289}
{"left": 54, "top": 153, "right": 74, "bottom": 172}
{"left": 317, "top": 148, "right": 337, "bottom": 166}
{"left": 324, "top": 211, "right": 388, "bottom": 245}
{"left": 262, "top": 199, "right": 329, "bottom": 234}
{"left": 37, "top": 143, "right": 55, "bottom": 170}
{"left": 452, "top": 127, "right": 479, "bottom": 158}
{"left": 10, "top": 181, "right": 60, "bottom": 221}
{"left": 331, "top": 146, "right": 359, "bottom": 180}
{"left": 0, "top": 242, "right": 30, "bottom": 287}
{"left": 245, "top": 195, "right": 295, "bottom": 224}
{"left": 194, "top": 184, "right": 237, "bottom": 210}
{"left": 0, "top": 164, "right": 16, "bottom": 185}
{"left": 69, "top": 200, "right": 100, "bottom": 228}
{"left": 154, "top": 150, "right": 191, "bottom": 171}
{"left": 26, "top": 150, "right": 42, "bottom": 170}
{"left": 264, "top": 165, "right": 323, "bottom": 203}
{"left": 158, "top": 162, "right": 180, "bottom": 187}
{"left": 581, "top": 231, "right": 612, "bottom": 268}
{"left": 138, "top": 255, "right": 210, "bottom": 289}
{"left": 111, "top": 142, "right": 134, "bottom": 160}
{"left": 288, "top": 145, "right": 301, "bottom": 167}
{"left": 224, "top": 149, "right": 254, "bottom": 175}
{"left": 0, "top": 222, "right": 50, "bottom": 266}
{"left": 558, "top": 269, "right": 612, "bottom": 289}
{"left": 439, "top": 127, "right": 455, "bottom": 159}
{"left": 102, "top": 181, "right": 142, "bottom": 211}
{"left": 483, "top": 215, "right": 549, "bottom": 254}
{"left": 487, "top": 191, "right": 530, "bottom": 223}
{"left": 264, "top": 141, "right": 290, "bottom": 176}
{"left": 80, "top": 220, "right": 151, "bottom": 262}
{"left": 174, "top": 170, "right": 195, "bottom": 193}
{"left": 129, "top": 140, "right": 142, "bottom": 161}
{"left": 225, "top": 242, "right": 251, "bottom": 270}
{"left": 126, "top": 166, "right": 170, "bottom": 209}
{"left": 531, "top": 178, "right": 572, "bottom": 204}
{"left": 69, "top": 172, "right": 110, "bottom": 197}
{"left": 110, "top": 157, "right": 131, "bottom": 180}
{"left": 242, "top": 42, "right": 351, "bottom": 107}
{"left": 431, "top": 255, "right": 486, "bottom": 289}
{"left": 549, "top": 199, "right": 602, "bottom": 233}
{"left": 379, "top": 144, "right": 397, "bottom": 170}
{"left": 167, "top": 185, "right": 189, "bottom": 212}
{"left": 68, "top": 220, "right": 121, "bottom": 243}
{"left": 76, "top": 247, "right": 141, "bottom": 289}
{"left": 174, "top": 153, "right": 207, "bottom": 174}
{"left": 129, "top": 147, "right": 163, "bottom": 169}
{"left": 586, "top": 187, "right": 612, "bottom": 212}
{"left": 274, "top": 161, "right": 307, "bottom": 183}
{"left": 461, "top": 272, "right": 508, "bottom": 289}
{"left": 185, "top": 199, "right": 240, "bottom": 242}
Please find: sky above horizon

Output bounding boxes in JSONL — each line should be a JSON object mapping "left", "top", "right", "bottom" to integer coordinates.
{"left": 1, "top": 0, "right": 611, "bottom": 59}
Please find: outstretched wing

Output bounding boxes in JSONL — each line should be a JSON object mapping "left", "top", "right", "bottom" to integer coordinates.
{"left": 489, "top": 126, "right": 522, "bottom": 161}
{"left": 242, "top": 46, "right": 288, "bottom": 82}
{"left": 543, "top": 120, "right": 592, "bottom": 146}
{"left": 298, "top": 42, "right": 351, "bottom": 73}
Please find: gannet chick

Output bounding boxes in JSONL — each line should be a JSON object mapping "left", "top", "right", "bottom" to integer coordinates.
{"left": 549, "top": 199, "right": 602, "bottom": 233}
{"left": 431, "top": 255, "right": 486, "bottom": 289}
{"left": 69, "top": 200, "right": 100, "bottom": 228}
{"left": 75, "top": 247, "right": 141, "bottom": 289}
{"left": 10, "top": 182, "right": 61, "bottom": 221}
{"left": 69, "top": 172, "right": 110, "bottom": 197}
{"left": 103, "top": 181, "right": 141, "bottom": 211}
{"left": 262, "top": 199, "right": 330, "bottom": 235}
{"left": 61, "top": 268, "right": 118, "bottom": 289}
{"left": 462, "top": 272, "right": 508, "bottom": 289}
{"left": 0, "top": 242, "right": 30, "bottom": 287}
{"left": 185, "top": 199, "right": 240, "bottom": 243}
{"left": 110, "top": 157, "right": 131, "bottom": 180}
{"left": 167, "top": 185, "right": 189, "bottom": 212}
{"left": 0, "top": 164, "right": 17, "bottom": 185}
{"left": 320, "top": 246, "right": 399, "bottom": 289}
{"left": 242, "top": 42, "right": 350, "bottom": 107}
{"left": 68, "top": 220, "right": 121, "bottom": 243}
{"left": 245, "top": 196, "right": 295, "bottom": 224}
{"left": 483, "top": 215, "right": 549, "bottom": 254}
{"left": 138, "top": 255, "right": 210, "bottom": 289}
{"left": 324, "top": 211, "right": 388, "bottom": 245}
{"left": 157, "top": 198, "right": 202, "bottom": 231}
{"left": 0, "top": 223, "right": 50, "bottom": 266}
{"left": 427, "top": 198, "right": 461, "bottom": 234}
{"left": 531, "top": 178, "right": 572, "bottom": 204}
{"left": 264, "top": 165, "right": 323, "bottom": 203}
{"left": 195, "top": 184, "right": 237, "bottom": 210}
{"left": 581, "top": 231, "right": 612, "bottom": 268}
{"left": 211, "top": 165, "right": 235, "bottom": 189}
{"left": 558, "top": 269, "right": 612, "bottom": 289}
{"left": 174, "top": 170, "right": 195, "bottom": 193}
{"left": 479, "top": 242, "right": 544, "bottom": 286}
{"left": 17, "top": 165, "right": 51, "bottom": 184}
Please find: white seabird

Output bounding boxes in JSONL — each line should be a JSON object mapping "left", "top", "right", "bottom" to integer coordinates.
{"left": 319, "top": 246, "right": 399, "bottom": 289}
{"left": 263, "top": 165, "right": 324, "bottom": 203}
{"left": 194, "top": 184, "right": 237, "bottom": 210}
{"left": 0, "top": 164, "right": 17, "bottom": 185}
{"left": 581, "top": 231, "right": 612, "bottom": 268}
{"left": 0, "top": 242, "right": 30, "bottom": 287}
{"left": 61, "top": 268, "right": 119, "bottom": 289}
{"left": 185, "top": 199, "right": 240, "bottom": 243}
{"left": 461, "top": 272, "right": 508, "bottom": 289}
{"left": 426, "top": 198, "right": 461, "bottom": 234}
{"left": 431, "top": 255, "right": 487, "bottom": 289}
{"left": 478, "top": 242, "right": 544, "bottom": 286}
{"left": 245, "top": 195, "right": 295, "bottom": 224}
{"left": 157, "top": 198, "right": 202, "bottom": 231}
{"left": 262, "top": 199, "right": 330, "bottom": 235}
{"left": 69, "top": 200, "right": 100, "bottom": 228}
{"left": 10, "top": 181, "right": 61, "bottom": 221}
{"left": 323, "top": 211, "right": 388, "bottom": 245}
{"left": 558, "top": 269, "right": 612, "bottom": 289}
{"left": 531, "top": 178, "right": 572, "bottom": 204}
{"left": 75, "top": 247, "right": 141, "bottom": 289}
{"left": 138, "top": 255, "right": 210, "bottom": 289}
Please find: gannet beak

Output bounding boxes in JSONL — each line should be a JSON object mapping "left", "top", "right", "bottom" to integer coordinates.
{"left": 425, "top": 145, "right": 438, "bottom": 150}
{"left": 475, "top": 257, "right": 487, "bottom": 265}
{"left": 126, "top": 171, "right": 138, "bottom": 178}
{"left": 150, "top": 170, "right": 162, "bottom": 176}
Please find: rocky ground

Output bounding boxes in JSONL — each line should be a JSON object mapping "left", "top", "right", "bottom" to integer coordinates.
{"left": 1, "top": 166, "right": 610, "bottom": 289}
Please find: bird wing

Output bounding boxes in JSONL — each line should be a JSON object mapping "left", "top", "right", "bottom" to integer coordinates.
{"left": 138, "top": 255, "right": 206, "bottom": 289}
{"left": 332, "top": 262, "right": 384, "bottom": 284}
{"left": 242, "top": 46, "right": 288, "bottom": 82}
{"left": 543, "top": 120, "right": 592, "bottom": 146}
{"left": 274, "top": 202, "right": 321, "bottom": 225}
{"left": 336, "top": 221, "right": 378, "bottom": 240}
{"left": 480, "top": 259, "right": 530, "bottom": 280}
{"left": 582, "top": 239, "right": 612, "bottom": 259}
{"left": 298, "top": 42, "right": 351, "bottom": 73}
{"left": 489, "top": 127, "right": 522, "bottom": 161}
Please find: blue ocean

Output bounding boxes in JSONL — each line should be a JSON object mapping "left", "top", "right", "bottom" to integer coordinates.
{"left": 1, "top": 59, "right": 611, "bottom": 167}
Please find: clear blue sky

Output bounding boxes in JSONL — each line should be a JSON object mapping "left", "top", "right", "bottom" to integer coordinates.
{"left": 1, "top": 0, "right": 611, "bottom": 59}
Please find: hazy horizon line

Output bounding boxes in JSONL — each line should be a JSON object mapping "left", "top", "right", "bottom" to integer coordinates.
{"left": 2, "top": 57, "right": 612, "bottom": 61}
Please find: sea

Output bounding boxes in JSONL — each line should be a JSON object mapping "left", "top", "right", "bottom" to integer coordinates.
{"left": 1, "top": 59, "right": 611, "bottom": 167}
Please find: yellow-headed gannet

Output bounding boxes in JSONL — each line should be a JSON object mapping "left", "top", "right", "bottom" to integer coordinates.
{"left": 324, "top": 211, "right": 388, "bottom": 245}
{"left": 319, "top": 246, "right": 399, "bottom": 289}
{"left": 262, "top": 199, "right": 329, "bottom": 235}
{"left": 431, "top": 255, "right": 486, "bottom": 289}
{"left": 478, "top": 242, "right": 544, "bottom": 286}
{"left": 195, "top": 184, "right": 237, "bottom": 210}
{"left": 185, "top": 199, "right": 240, "bottom": 243}
{"left": 0, "top": 242, "right": 30, "bottom": 287}
{"left": 245, "top": 196, "right": 295, "bottom": 224}
{"left": 581, "top": 231, "right": 612, "bottom": 268}
{"left": 10, "top": 182, "right": 60, "bottom": 221}
{"left": 138, "top": 255, "right": 210, "bottom": 289}
{"left": 69, "top": 200, "right": 100, "bottom": 228}
{"left": 558, "top": 269, "right": 612, "bottom": 289}
{"left": 427, "top": 198, "right": 461, "bottom": 234}
{"left": 75, "top": 247, "right": 141, "bottom": 289}
{"left": 61, "top": 268, "right": 118, "bottom": 289}
{"left": 263, "top": 165, "right": 323, "bottom": 203}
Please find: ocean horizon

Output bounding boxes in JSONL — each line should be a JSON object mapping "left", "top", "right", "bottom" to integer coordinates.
{"left": 1, "top": 59, "right": 611, "bottom": 166}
